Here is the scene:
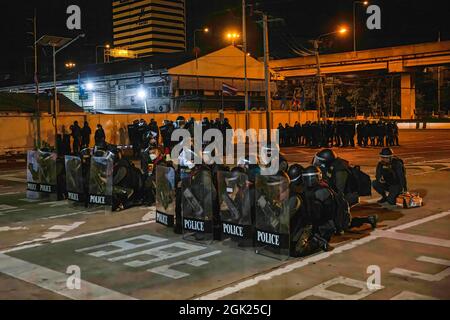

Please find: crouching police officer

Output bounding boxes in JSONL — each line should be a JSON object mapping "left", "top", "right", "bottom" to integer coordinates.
{"left": 373, "top": 148, "right": 407, "bottom": 205}
{"left": 297, "top": 166, "right": 378, "bottom": 256}
{"left": 313, "top": 149, "right": 359, "bottom": 207}
{"left": 111, "top": 147, "right": 144, "bottom": 211}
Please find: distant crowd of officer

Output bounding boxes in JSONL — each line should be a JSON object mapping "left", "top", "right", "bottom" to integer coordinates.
{"left": 278, "top": 120, "right": 400, "bottom": 148}
{"left": 57, "top": 121, "right": 106, "bottom": 156}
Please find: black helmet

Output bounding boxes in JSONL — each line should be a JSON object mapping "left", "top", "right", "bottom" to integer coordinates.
{"left": 302, "top": 166, "right": 323, "bottom": 188}
{"left": 231, "top": 166, "right": 247, "bottom": 175}
{"left": 279, "top": 156, "right": 289, "bottom": 173}
{"left": 380, "top": 148, "right": 394, "bottom": 157}
{"left": 313, "top": 149, "right": 337, "bottom": 166}
{"left": 288, "top": 164, "right": 305, "bottom": 184}
{"left": 277, "top": 170, "right": 291, "bottom": 184}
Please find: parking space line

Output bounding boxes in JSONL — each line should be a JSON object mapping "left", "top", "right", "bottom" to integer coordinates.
{"left": 197, "top": 210, "right": 450, "bottom": 300}
{"left": 0, "top": 254, "right": 136, "bottom": 300}
{"left": 374, "top": 230, "right": 450, "bottom": 248}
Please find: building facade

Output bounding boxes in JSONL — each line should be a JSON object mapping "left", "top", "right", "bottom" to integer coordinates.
{"left": 112, "top": 0, "right": 186, "bottom": 57}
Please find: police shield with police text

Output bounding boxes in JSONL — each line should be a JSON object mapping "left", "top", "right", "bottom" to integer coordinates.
{"left": 217, "top": 170, "right": 253, "bottom": 244}
{"left": 255, "top": 174, "right": 291, "bottom": 259}
{"left": 155, "top": 165, "right": 176, "bottom": 227}
{"left": 181, "top": 166, "right": 215, "bottom": 241}
{"left": 88, "top": 152, "right": 113, "bottom": 209}
{"left": 65, "top": 155, "right": 85, "bottom": 203}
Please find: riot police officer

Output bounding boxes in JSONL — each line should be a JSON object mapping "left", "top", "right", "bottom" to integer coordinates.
{"left": 313, "top": 149, "right": 359, "bottom": 207}
{"left": 300, "top": 166, "right": 337, "bottom": 253}
{"left": 111, "top": 147, "right": 144, "bottom": 211}
{"left": 373, "top": 148, "right": 407, "bottom": 205}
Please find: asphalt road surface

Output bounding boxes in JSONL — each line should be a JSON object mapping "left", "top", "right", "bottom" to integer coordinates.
{"left": 0, "top": 130, "right": 449, "bottom": 300}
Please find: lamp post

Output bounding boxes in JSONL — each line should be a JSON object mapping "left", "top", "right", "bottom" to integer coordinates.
{"left": 353, "top": 1, "right": 369, "bottom": 52}
{"left": 313, "top": 27, "right": 348, "bottom": 120}
{"left": 193, "top": 28, "right": 208, "bottom": 68}
{"left": 36, "top": 34, "right": 85, "bottom": 143}
{"left": 242, "top": 0, "right": 249, "bottom": 132}
{"left": 96, "top": 44, "right": 110, "bottom": 64}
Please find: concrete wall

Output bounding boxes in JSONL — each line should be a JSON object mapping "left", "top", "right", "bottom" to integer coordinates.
{"left": 0, "top": 110, "right": 318, "bottom": 154}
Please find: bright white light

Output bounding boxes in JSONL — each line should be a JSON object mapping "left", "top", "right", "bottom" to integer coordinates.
{"left": 85, "top": 82, "right": 94, "bottom": 91}
{"left": 137, "top": 88, "right": 147, "bottom": 99}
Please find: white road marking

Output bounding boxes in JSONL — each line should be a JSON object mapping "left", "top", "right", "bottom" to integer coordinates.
{"left": 148, "top": 251, "right": 222, "bottom": 280}
{"left": 0, "top": 254, "right": 136, "bottom": 300}
{"left": 197, "top": 210, "right": 450, "bottom": 300}
{"left": 142, "top": 209, "right": 155, "bottom": 222}
{"left": 0, "top": 226, "right": 29, "bottom": 232}
{"left": 17, "top": 222, "right": 86, "bottom": 246}
{"left": 390, "top": 256, "right": 450, "bottom": 282}
{"left": 390, "top": 291, "right": 438, "bottom": 300}
{"left": 287, "top": 276, "right": 384, "bottom": 300}
{"left": 0, "top": 205, "right": 17, "bottom": 211}
{"left": 0, "top": 192, "right": 21, "bottom": 196}
{"left": 19, "top": 198, "right": 41, "bottom": 203}
{"left": 0, "top": 208, "right": 25, "bottom": 214}
{"left": 76, "top": 235, "right": 167, "bottom": 257}
{"left": 0, "top": 221, "right": 156, "bottom": 254}
{"left": 390, "top": 210, "right": 450, "bottom": 232}
{"left": 42, "top": 211, "right": 87, "bottom": 220}
{"left": 0, "top": 175, "right": 27, "bottom": 183}
{"left": 374, "top": 230, "right": 450, "bottom": 248}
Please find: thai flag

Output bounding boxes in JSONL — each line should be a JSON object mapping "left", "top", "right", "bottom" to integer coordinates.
{"left": 222, "top": 83, "right": 238, "bottom": 96}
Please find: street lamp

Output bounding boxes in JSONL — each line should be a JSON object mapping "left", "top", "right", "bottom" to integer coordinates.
{"left": 193, "top": 27, "right": 209, "bottom": 68}
{"left": 65, "top": 62, "right": 76, "bottom": 69}
{"left": 137, "top": 87, "right": 148, "bottom": 114}
{"left": 36, "top": 34, "right": 85, "bottom": 142}
{"left": 226, "top": 32, "right": 240, "bottom": 45}
{"left": 313, "top": 27, "right": 348, "bottom": 119}
{"left": 353, "top": 1, "right": 369, "bottom": 52}
{"left": 96, "top": 44, "right": 110, "bottom": 64}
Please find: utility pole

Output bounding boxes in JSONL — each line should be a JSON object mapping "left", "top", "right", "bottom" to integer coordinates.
{"left": 313, "top": 40, "right": 327, "bottom": 120}
{"left": 28, "top": 10, "right": 41, "bottom": 149}
{"left": 438, "top": 32, "right": 442, "bottom": 115}
{"left": 33, "top": 10, "right": 41, "bottom": 149}
{"left": 242, "top": 0, "right": 249, "bottom": 131}
{"left": 263, "top": 13, "right": 272, "bottom": 138}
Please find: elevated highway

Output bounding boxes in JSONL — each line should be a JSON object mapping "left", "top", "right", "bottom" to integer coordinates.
{"left": 270, "top": 41, "right": 450, "bottom": 119}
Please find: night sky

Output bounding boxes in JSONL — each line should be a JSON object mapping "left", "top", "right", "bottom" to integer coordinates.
{"left": 0, "top": 0, "right": 449, "bottom": 84}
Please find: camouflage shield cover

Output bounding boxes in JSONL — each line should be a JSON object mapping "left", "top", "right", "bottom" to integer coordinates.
{"left": 65, "top": 155, "right": 85, "bottom": 203}
{"left": 181, "top": 169, "right": 214, "bottom": 239}
{"left": 88, "top": 156, "right": 113, "bottom": 208}
{"left": 155, "top": 165, "right": 176, "bottom": 227}
{"left": 217, "top": 171, "right": 252, "bottom": 241}
{"left": 255, "top": 175, "right": 291, "bottom": 259}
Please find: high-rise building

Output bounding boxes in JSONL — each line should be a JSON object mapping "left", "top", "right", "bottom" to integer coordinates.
{"left": 112, "top": 0, "right": 186, "bottom": 57}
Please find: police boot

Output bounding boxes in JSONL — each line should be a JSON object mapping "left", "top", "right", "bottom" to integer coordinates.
{"left": 311, "top": 234, "right": 334, "bottom": 252}
{"left": 367, "top": 215, "right": 378, "bottom": 230}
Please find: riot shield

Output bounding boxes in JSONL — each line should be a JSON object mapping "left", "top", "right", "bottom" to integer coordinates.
{"left": 37, "top": 151, "right": 57, "bottom": 195}
{"left": 217, "top": 171, "right": 253, "bottom": 245}
{"left": 65, "top": 155, "right": 85, "bottom": 204}
{"left": 255, "top": 175, "right": 291, "bottom": 260}
{"left": 26, "top": 150, "right": 40, "bottom": 199}
{"left": 155, "top": 165, "right": 176, "bottom": 227}
{"left": 181, "top": 169, "right": 214, "bottom": 242}
{"left": 88, "top": 156, "right": 113, "bottom": 210}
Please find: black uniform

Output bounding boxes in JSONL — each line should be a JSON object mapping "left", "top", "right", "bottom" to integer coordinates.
{"left": 373, "top": 156, "right": 407, "bottom": 205}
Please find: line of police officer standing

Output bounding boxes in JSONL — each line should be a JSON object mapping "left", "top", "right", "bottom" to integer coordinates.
{"left": 278, "top": 120, "right": 400, "bottom": 148}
